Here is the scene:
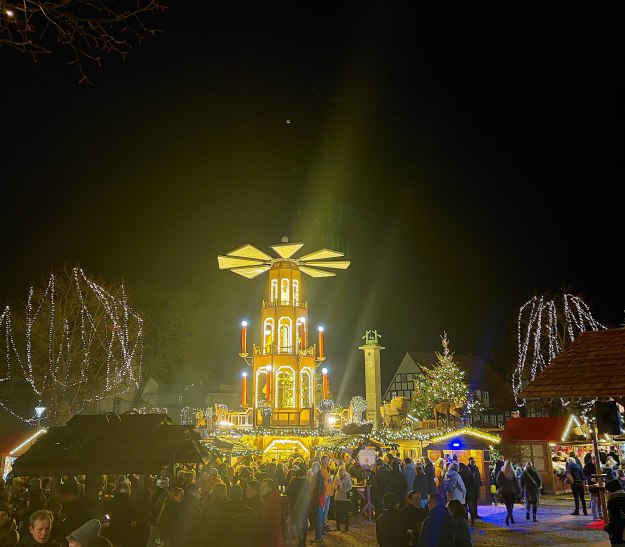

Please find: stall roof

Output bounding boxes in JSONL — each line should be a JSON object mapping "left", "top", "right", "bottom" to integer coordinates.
{"left": 12, "top": 413, "right": 209, "bottom": 476}
{"left": 520, "top": 329, "right": 625, "bottom": 400}
{"left": 501, "top": 416, "right": 585, "bottom": 443}
{"left": 201, "top": 437, "right": 259, "bottom": 456}
{"left": 0, "top": 430, "right": 38, "bottom": 456}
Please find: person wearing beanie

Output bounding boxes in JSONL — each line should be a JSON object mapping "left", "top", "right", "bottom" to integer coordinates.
{"left": 604, "top": 479, "right": 625, "bottom": 546}
{"left": 66, "top": 519, "right": 101, "bottom": 547}
{"left": 0, "top": 500, "right": 19, "bottom": 547}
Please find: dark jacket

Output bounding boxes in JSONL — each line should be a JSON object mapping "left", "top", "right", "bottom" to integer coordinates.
{"left": 418, "top": 505, "right": 457, "bottom": 547}
{"left": 374, "top": 466, "right": 391, "bottom": 495}
{"left": 567, "top": 461, "right": 585, "bottom": 484}
{"left": 286, "top": 476, "right": 310, "bottom": 523}
{"left": 413, "top": 474, "right": 430, "bottom": 501}
{"left": 389, "top": 469, "right": 408, "bottom": 502}
{"left": 376, "top": 508, "right": 409, "bottom": 547}
{"left": 244, "top": 493, "right": 263, "bottom": 517}
{"left": 424, "top": 460, "right": 435, "bottom": 494}
{"left": 170, "top": 493, "right": 204, "bottom": 547}
{"left": 468, "top": 463, "right": 482, "bottom": 490}
{"left": 0, "top": 518, "right": 19, "bottom": 547}
{"left": 216, "top": 498, "right": 259, "bottom": 547}
{"left": 604, "top": 490, "right": 625, "bottom": 544}
{"left": 458, "top": 466, "right": 475, "bottom": 502}
{"left": 399, "top": 504, "right": 428, "bottom": 546}
{"left": 520, "top": 468, "right": 542, "bottom": 504}
{"left": 104, "top": 492, "right": 137, "bottom": 546}
{"left": 156, "top": 497, "right": 181, "bottom": 543}
{"left": 18, "top": 534, "right": 61, "bottom": 546}
{"left": 452, "top": 517, "right": 471, "bottom": 547}
{"left": 496, "top": 472, "right": 521, "bottom": 499}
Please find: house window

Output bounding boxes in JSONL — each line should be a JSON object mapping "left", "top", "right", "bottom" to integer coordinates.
{"left": 112, "top": 398, "right": 121, "bottom": 414}
{"left": 482, "top": 391, "right": 490, "bottom": 407}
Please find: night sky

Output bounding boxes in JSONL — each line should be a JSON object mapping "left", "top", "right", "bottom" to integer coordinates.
{"left": 1, "top": 4, "right": 622, "bottom": 405}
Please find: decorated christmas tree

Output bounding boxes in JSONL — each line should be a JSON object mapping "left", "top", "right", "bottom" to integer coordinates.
{"left": 411, "top": 333, "right": 482, "bottom": 421}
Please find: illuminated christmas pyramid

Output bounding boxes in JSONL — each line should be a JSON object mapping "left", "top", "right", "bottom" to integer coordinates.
{"left": 218, "top": 237, "right": 349, "bottom": 427}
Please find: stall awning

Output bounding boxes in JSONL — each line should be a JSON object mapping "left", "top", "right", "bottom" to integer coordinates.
{"left": 520, "top": 329, "right": 625, "bottom": 400}
{"left": 0, "top": 430, "right": 40, "bottom": 456}
{"left": 501, "top": 416, "right": 586, "bottom": 443}
{"left": 200, "top": 437, "right": 259, "bottom": 456}
{"left": 12, "top": 413, "right": 209, "bottom": 476}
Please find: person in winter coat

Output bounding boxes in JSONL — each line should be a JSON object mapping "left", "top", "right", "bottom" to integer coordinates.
{"left": 244, "top": 480, "right": 263, "bottom": 517}
{"left": 418, "top": 494, "right": 456, "bottom": 547}
{"left": 565, "top": 456, "right": 588, "bottom": 516}
{"left": 434, "top": 459, "right": 446, "bottom": 496}
{"left": 18, "top": 510, "right": 61, "bottom": 546}
{"left": 169, "top": 483, "right": 203, "bottom": 547}
{"left": 259, "top": 479, "right": 282, "bottom": 547}
{"left": 309, "top": 463, "right": 325, "bottom": 542}
{"left": 286, "top": 468, "right": 310, "bottom": 546}
{"left": 399, "top": 492, "right": 427, "bottom": 547}
{"left": 403, "top": 459, "right": 417, "bottom": 498}
{"left": 520, "top": 462, "right": 542, "bottom": 522}
{"left": 458, "top": 463, "right": 476, "bottom": 524}
{"left": 66, "top": 519, "right": 102, "bottom": 547}
{"left": 375, "top": 492, "right": 408, "bottom": 547}
{"left": 443, "top": 463, "right": 466, "bottom": 505}
{"left": 0, "top": 501, "right": 19, "bottom": 547}
{"left": 496, "top": 460, "right": 521, "bottom": 526}
{"left": 155, "top": 487, "right": 183, "bottom": 547}
{"left": 447, "top": 499, "right": 471, "bottom": 547}
{"left": 604, "top": 479, "right": 625, "bottom": 546}
{"left": 413, "top": 467, "right": 430, "bottom": 508}
{"left": 423, "top": 457, "right": 435, "bottom": 496}
{"left": 467, "top": 457, "right": 482, "bottom": 519}
{"left": 372, "top": 460, "right": 390, "bottom": 515}
{"left": 332, "top": 466, "right": 352, "bottom": 532}
{"left": 103, "top": 484, "right": 136, "bottom": 547}
{"left": 388, "top": 461, "right": 408, "bottom": 508}
{"left": 215, "top": 485, "right": 258, "bottom": 547}
{"left": 202, "top": 482, "right": 228, "bottom": 546}
{"left": 583, "top": 456, "right": 602, "bottom": 520}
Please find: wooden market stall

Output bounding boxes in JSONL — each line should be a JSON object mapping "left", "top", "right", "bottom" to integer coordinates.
{"left": 421, "top": 427, "right": 501, "bottom": 502}
{"left": 501, "top": 415, "right": 590, "bottom": 494}
{"left": 0, "top": 428, "right": 47, "bottom": 480}
{"left": 519, "top": 328, "right": 625, "bottom": 516}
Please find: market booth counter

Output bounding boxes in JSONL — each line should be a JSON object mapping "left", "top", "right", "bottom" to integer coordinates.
{"left": 501, "top": 415, "right": 589, "bottom": 495}
{"left": 422, "top": 427, "right": 501, "bottom": 502}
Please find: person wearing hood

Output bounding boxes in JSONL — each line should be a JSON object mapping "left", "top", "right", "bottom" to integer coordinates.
{"left": 604, "top": 479, "right": 625, "bottom": 546}
{"left": 66, "top": 519, "right": 102, "bottom": 547}
{"left": 0, "top": 501, "right": 19, "bottom": 547}
{"left": 402, "top": 459, "right": 417, "bottom": 499}
{"left": 443, "top": 463, "right": 466, "bottom": 505}
{"left": 417, "top": 493, "right": 456, "bottom": 547}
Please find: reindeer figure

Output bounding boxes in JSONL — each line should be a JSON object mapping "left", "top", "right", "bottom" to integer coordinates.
{"left": 433, "top": 401, "right": 465, "bottom": 428}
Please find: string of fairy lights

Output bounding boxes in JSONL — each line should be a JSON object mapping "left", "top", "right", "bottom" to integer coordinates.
{"left": 0, "top": 268, "right": 143, "bottom": 423}
{"left": 513, "top": 294, "right": 605, "bottom": 408}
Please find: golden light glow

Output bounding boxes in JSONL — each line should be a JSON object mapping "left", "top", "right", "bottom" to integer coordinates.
{"left": 217, "top": 255, "right": 264, "bottom": 269}
{"left": 227, "top": 244, "right": 272, "bottom": 261}
{"left": 298, "top": 249, "right": 344, "bottom": 261}
{"left": 9, "top": 428, "right": 47, "bottom": 455}
{"left": 270, "top": 242, "right": 305, "bottom": 259}
{"left": 427, "top": 427, "right": 501, "bottom": 445}
{"left": 263, "top": 438, "right": 310, "bottom": 454}
{"left": 561, "top": 415, "right": 583, "bottom": 442}
{"left": 230, "top": 266, "right": 271, "bottom": 279}
{"left": 299, "top": 266, "right": 335, "bottom": 278}
{"left": 303, "top": 260, "right": 350, "bottom": 269}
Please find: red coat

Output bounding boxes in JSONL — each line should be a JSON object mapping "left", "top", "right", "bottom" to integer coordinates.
{"left": 260, "top": 489, "right": 282, "bottom": 547}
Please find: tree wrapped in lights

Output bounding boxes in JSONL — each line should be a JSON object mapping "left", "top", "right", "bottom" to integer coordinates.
{"left": 350, "top": 396, "right": 367, "bottom": 423}
{"left": 410, "top": 333, "right": 482, "bottom": 421}
{"left": 512, "top": 293, "right": 605, "bottom": 409}
{"left": 0, "top": 267, "right": 143, "bottom": 425}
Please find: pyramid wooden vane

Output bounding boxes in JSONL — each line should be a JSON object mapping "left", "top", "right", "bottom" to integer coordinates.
{"left": 217, "top": 237, "right": 350, "bottom": 279}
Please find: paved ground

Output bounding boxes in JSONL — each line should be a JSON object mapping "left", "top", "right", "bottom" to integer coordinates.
{"left": 286, "top": 496, "right": 613, "bottom": 546}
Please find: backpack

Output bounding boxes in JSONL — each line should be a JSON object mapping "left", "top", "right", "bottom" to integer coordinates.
{"left": 443, "top": 476, "right": 455, "bottom": 493}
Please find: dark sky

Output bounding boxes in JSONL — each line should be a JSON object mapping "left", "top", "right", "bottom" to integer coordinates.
{"left": 1, "top": 3, "right": 622, "bottom": 405}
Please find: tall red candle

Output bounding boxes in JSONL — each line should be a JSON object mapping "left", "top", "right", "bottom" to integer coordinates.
{"left": 322, "top": 368, "right": 329, "bottom": 400}
{"left": 241, "top": 372, "right": 247, "bottom": 407}
{"left": 318, "top": 326, "right": 324, "bottom": 358}
{"left": 241, "top": 321, "right": 248, "bottom": 354}
{"left": 265, "top": 366, "right": 272, "bottom": 402}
